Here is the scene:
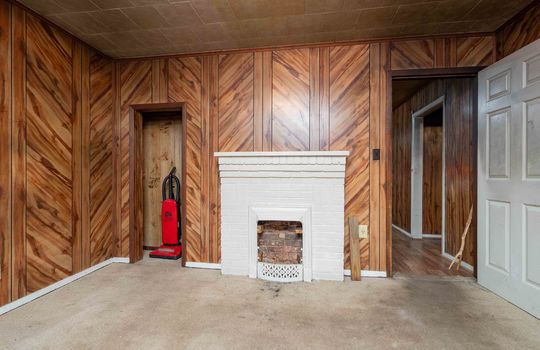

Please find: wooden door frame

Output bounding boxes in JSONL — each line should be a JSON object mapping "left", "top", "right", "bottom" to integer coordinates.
{"left": 128, "top": 102, "right": 187, "bottom": 265}
{"left": 386, "top": 67, "right": 482, "bottom": 277}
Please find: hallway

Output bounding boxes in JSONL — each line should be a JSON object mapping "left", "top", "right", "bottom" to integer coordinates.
{"left": 392, "top": 229, "right": 474, "bottom": 278}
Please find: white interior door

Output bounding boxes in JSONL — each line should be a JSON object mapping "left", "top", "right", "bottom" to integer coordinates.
{"left": 478, "top": 39, "right": 540, "bottom": 319}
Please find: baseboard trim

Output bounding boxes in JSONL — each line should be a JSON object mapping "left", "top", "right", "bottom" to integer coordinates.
{"left": 392, "top": 224, "right": 413, "bottom": 238}
{"left": 185, "top": 262, "right": 389, "bottom": 278}
{"left": 185, "top": 262, "right": 222, "bottom": 270}
{"left": 0, "top": 257, "right": 129, "bottom": 316}
{"left": 442, "top": 252, "right": 474, "bottom": 272}
{"left": 344, "top": 269, "right": 387, "bottom": 278}
{"left": 423, "top": 234, "right": 442, "bottom": 239}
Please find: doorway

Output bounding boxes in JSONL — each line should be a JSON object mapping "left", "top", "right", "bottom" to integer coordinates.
{"left": 391, "top": 76, "right": 477, "bottom": 278}
{"left": 142, "top": 111, "right": 183, "bottom": 251}
{"left": 129, "top": 103, "right": 187, "bottom": 264}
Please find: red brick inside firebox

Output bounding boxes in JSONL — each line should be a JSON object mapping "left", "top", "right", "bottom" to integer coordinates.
{"left": 257, "top": 221, "right": 302, "bottom": 264}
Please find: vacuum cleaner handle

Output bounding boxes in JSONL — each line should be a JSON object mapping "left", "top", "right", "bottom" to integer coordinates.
{"left": 162, "top": 167, "right": 181, "bottom": 202}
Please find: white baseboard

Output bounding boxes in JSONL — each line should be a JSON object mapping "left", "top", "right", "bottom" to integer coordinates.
{"left": 392, "top": 224, "right": 413, "bottom": 238}
{"left": 110, "top": 257, "right": 130, "bottom": 264}
{"left": 423, "top": 234, "right": 442, "bottom": 239}
{"left": 186, "top": 262, "right": 389, "bottom": 278}
{"left": 442, "top": 252, "right": 474, "bottom": 272}
{"left": 343, "top": 269, "right": 387, "bottom": 278}
{"left": 0, "top": 257, "right": 129, "bottom": 316}
{"left": 185, "top": 262, "right": 222, "bottom": 270}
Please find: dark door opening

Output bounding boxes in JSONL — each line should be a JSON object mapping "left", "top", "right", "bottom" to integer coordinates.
{"left": 391, "top": 77, "right": 477, "bottom": 278}
{"left": 129, "top": 103, "right": 187, "bottom": 265}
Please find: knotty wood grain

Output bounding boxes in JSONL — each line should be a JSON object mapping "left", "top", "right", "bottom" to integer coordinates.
{"left": 89, "top": 53, "right": 114, "bottom": 265}
{"left": 379, "top": 42, "right": 390, "bottom": 274}
{"left": 369, "top": 43, "right": 381, "bottom": 271}
{"left": 72, "top": 42, "right": 83, "bottom": 274}
{"left": 496, "top": 1, "right": 540, "bottom": 59}
{"left": 208, "top": 55, "right": 219, "bottom": 263}
{"left": 25, "top": 15, "right": 74, "bottom": 292}
{"left": 391, "top": 39, "right": 435, "bottom": 70}
{"left": 11, "top": 4, "right": 27, "bottom": 301}
{"left": 422, "top": 117, "right": 443, "bottom": 235}
{"left": 348, "top": 217, "right": 361, "bottom": 281}
{"left": 0, "top": 0, "right": 12, "bottom": 306}
{"left": 329, "top": 44, "right": 370, "bottom": 269}
{"left": 456, "top": 36, "right": 495, "bottom": 67}
{"left": 168, "top": 57, "right": 203, "bottom": 262}
{"left": 253, "top": 52, "right": 263, "bottom": 151}
{"left": 120, "top": 60, "right": 152, "bottom": 257}
{"left": 218, "top": 53, "right": 254, "bottom": 152}
{"left": 272, "top": 49, "right": 310, "bottom": 151}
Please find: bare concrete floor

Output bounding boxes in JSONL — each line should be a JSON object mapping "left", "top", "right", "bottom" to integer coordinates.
{"left": 0, "top": 257, "right": 539, "bottom": 350}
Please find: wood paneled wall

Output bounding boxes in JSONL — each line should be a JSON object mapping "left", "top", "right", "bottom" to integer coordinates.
{"left": 392, "top": 78, "right": 477, "bottom": 266}
{"left": 422, "top": 112, "right": 443, "bottom": 235}
{"left": 116, "top": 34, "right": 494, "bottom": 272}
{"left": 496, "top": 0, "right": 540, "bottom": 59}
{"left": 117, "top": 45, "right": 381, "bottom": 269}
{"left": 0, "top": 1, "right": 115, "bottom": 306}
{"left": 0, "top": 0, "right": 499, "bottom": 305}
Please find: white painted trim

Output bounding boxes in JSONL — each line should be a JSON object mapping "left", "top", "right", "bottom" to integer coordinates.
{"left": 344, "top": 269, "right": 387, "bottom": 278}
{"left": 185, "top": 262, "right": 222, "bottom": 270}
{"left": 423, "top": 234, "right": 442, "bottom": 239}
{"left": 410, "top": 96, "right": 446, "bottom": 244}
{"left": 442, "top": 252, "right": 474, "bottom": 272}
{"left": 248, "top": 206, "right": 312, "bottom": 282}
{"left": 214, "top": 151, "right": 349, "bottom": 157}
{"left": 0, "top": 257, "right": 129, "bottom": 316}
{"left": 186, "top": 263, "right": 391, "bottom": 278}
{"left": 110, "top": 257, "right": 130, "bottom": 264}
{"left": 392, "top": 224, "right": 413, "bottom": 238}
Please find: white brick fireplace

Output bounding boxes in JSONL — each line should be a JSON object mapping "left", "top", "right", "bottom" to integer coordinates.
{"left": 215, "top": 151, "right": 349, "bottom": 282}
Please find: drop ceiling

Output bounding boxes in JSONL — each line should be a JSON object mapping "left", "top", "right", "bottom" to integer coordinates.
{"left": 17, "top": 0, "right": 533, "bottom": 58}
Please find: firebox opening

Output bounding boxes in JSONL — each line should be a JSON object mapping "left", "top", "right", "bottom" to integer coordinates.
{"left": 257, "top": 221, "right": 303, "bottom": 264}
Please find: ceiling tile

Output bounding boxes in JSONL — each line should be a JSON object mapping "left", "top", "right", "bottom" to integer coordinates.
{"left": 18, "top": 0, "right": 535, "bottom": 58}
{"left": 190, "top": 23, "right": 231, "bottom": 42}
{"left": 160, "top": 27, "right": 199, "bottom": 43}
{"left": 154, "top": 3, "right": 204, "bottom": 27}
{"left": 228, "top": 0, "right": 305, "bottom": 19}
{"left": 121, "top": 6, "right": 171, "bottom": 29}
{"left": 128, "top": 0, "right": 171, "bottom": 6}
{"left": 49, "top": 12, "right": 110, "bottom": 35}
{"left": 17, "top": 0, "right": 66, "bottom": 15}
{"left": 305, "top": 0, "right": 345, "bottom": 14}
{"left": 91, "top": 0, "right": 134, "bottom": 10}
{"left": 190, "top": 0, "right": 237, "bottom": 23}
{"left": 101, "top": 31, "right": 143, "bottom": 50}
{"left": 131, "top": 29, "right": 171, "bottom": 48}
{"left": 355, "top": 6, "right": 398, "bottom": 29}
{"left": 226, "top": 17, "right": 289, "bottom": 38}
{"left": 463, "top": 0, "right": 532, "bottom": 20}
{"left": 344, "top": 0, "right": 429, "bottom": 10}
{"left": 88, "top": 9, "right": 140, "bottom": 32}
{"left": 55, "top": 0, "right": 99, "bottom": 12}
{"left": 392, "top": 0, "right": 479, "bottom": 25}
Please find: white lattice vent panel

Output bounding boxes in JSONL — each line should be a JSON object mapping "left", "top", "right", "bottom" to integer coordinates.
{"left": 257, "top": 262, "right": 303, "bottom": 282}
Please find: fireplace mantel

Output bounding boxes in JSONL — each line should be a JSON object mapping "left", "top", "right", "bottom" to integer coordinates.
{"left": 214, "top": 151, "right": 350, "bottom": 157}
{"left": 215, "top": 151, "right": 349, "bottom": 282}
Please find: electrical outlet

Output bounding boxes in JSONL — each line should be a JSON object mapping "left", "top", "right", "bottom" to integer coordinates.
{"left": 358, "top": 225, "right": 369, "bottom": 239}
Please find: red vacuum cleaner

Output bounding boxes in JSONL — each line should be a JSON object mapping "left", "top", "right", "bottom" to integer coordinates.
{"left": 150, "top": 167, "right": 182, "bottom": 260}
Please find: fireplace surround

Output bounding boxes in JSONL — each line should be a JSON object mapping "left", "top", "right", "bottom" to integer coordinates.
{"left": 215, "top": 151, "right": 349, "bottom": 282}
